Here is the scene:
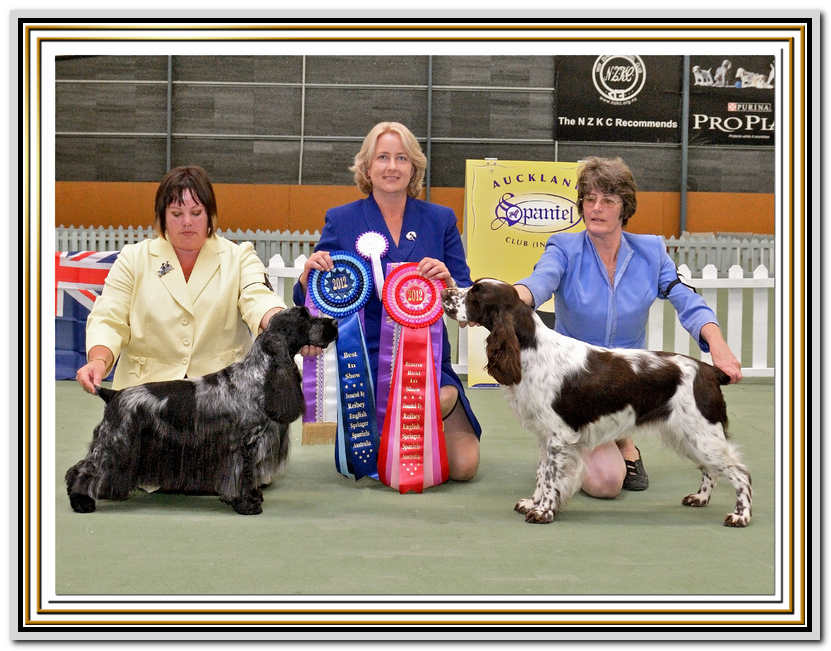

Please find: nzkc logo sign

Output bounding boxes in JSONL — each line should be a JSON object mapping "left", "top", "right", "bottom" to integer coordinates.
{"left": 592, "top": 55, "right": 646, "bottom": 106}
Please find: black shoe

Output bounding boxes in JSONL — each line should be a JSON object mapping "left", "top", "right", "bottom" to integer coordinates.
{"left": 622, "top": 447, "right": 649, "bottom": 491}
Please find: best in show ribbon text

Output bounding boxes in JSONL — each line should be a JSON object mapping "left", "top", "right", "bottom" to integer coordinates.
{"left": 307, "top": 252, "right": 379, "bottom": 480}
{"left": 378, "top": 263, "right": 449, "bottom": 493}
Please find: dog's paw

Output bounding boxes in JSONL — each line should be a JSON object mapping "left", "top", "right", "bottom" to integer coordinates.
{"left": 524, "top": 507, "right": 556, "bottom": 524}
{"left": 231, "top": 498, "right": 263, "bottom": 515}
{"left": 69, "top": 493, "right": 96, "bottom": 513}
{"left": 514, "top": 498, "right": 535, "bottom": 515}
{"left": 723, "top": 512, "right": 750, "bottom": 527}
{"left": 682, "top": 493, "right": 710, "bottom": 507}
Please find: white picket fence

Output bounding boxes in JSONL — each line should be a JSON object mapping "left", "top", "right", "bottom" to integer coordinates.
{"left": 56, "top": 225, "right": 774, "bottom": 278}
{"left": 269, "top": 255, "right": 775, "bottom": 378}
{"left": 647, "top": 263, "right": 774, "bottom": 377}
{"left": 55, "top": 225, "right": 321, "bottom": 267}
{"left": 664, "top": 233, "right": 775, "bottom": 277}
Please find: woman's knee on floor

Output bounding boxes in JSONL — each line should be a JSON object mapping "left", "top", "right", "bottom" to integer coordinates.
{"left": 440, "top": 384, "right": 479, "bottom": 481}
{"left": 440, "top": 385, "right": 459, "bottom": 418}
{"left": 580, "top": 442, "right": 626, "bottom": 498}
{"left": 446, "top": 432, "right": 480, "bottom": 481}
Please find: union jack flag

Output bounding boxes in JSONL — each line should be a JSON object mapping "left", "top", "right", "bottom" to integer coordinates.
{"left": 55, "top": 250, "right": 119, "bottom": 379}
{"left": 55, "top": 250, "right": 118, "bottom": 317}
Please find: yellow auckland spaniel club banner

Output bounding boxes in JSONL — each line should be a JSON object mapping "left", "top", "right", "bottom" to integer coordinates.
{"left": 464, "top": 159, "right": 584, "bottom": 386}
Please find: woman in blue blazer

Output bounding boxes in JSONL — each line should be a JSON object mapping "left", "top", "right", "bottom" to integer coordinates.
{"left": 293, "top": 122, "right": 481, "bottom": 480}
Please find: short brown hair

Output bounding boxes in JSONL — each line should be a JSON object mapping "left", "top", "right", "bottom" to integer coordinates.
{"left": 576, "top": 156, "right": 638, "bottom": 226}
{"left": 154, "top": 165, "right": 218, "bottom": 237}
{"left": 349, "top": 122, "right": 427, "bottom": 198}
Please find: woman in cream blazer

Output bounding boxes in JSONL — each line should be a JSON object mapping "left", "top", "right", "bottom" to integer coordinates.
{"left": 76, "top": 165, "right": 285, "bottom": 392}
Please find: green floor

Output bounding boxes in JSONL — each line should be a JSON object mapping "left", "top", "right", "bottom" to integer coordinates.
{"left": 54, "top": 379, "right": 776, "bottom": 596}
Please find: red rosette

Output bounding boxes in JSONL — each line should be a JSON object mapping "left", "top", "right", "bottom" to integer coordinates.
{"left": 381, "top": 262, "right": 446, "bottom": 328}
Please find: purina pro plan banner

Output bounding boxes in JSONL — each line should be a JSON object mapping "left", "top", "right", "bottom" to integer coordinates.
{"left": 687, "top": 55, "right": 776, "bottom": 145}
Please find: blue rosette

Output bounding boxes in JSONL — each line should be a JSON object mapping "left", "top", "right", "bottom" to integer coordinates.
{"left": 307, "top": 252, "right": 373, "bottom": 318}
{"left": 307, "top": 251, "right": 379, "bottom": 480}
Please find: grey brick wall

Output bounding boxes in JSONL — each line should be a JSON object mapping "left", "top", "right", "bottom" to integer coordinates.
{"left": 55, "top": 55, "right": 774, "bottom": 193}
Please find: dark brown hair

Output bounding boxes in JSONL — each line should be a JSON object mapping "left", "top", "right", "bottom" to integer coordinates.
{"left": 576, "top": 156, "right": 638, "bottom": 226}
{"left": 154, "top": 165, "right": 218, "bottom": 237}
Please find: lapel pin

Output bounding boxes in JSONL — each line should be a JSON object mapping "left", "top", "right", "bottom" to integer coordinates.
{"left": 158, "top": 261, "right": 173, "bottom": 277}
{"left": 405, "top": 231, "right": 417, "bottom": 241}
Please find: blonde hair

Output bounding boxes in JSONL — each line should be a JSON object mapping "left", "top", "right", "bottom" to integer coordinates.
{"left": 349, "top": 122, "right": 427, "bottom": 197}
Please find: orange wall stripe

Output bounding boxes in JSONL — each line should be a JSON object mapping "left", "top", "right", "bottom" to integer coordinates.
{"left": 56, "top": 182, "right": 774, "bottom": 238}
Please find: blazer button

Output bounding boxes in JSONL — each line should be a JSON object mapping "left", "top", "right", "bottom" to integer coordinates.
{"left": 183, "top": 339, "right": 191, "bottom": 347}
{"left": 181, "top": 318, "right": 189, "bottom": 326}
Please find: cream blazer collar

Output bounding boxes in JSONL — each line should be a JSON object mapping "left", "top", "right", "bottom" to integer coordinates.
{"left": 149, "top": 235, "right": 223, "bottom": 316}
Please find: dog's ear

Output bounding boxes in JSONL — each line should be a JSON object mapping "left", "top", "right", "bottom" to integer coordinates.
{"left": 260, "top": 321, "right": 287, "bottom": 356}
{"left": 258, "top": 324, "right": 305, "bottom": 422}
{"left": 486, "top": 313, "right": 522, "bottom": 385}
{"left": 263, "top": 362, "right": 305, "bottom": 424}
{"left": 96, "top": 386, "right": 117, "bottom": 404}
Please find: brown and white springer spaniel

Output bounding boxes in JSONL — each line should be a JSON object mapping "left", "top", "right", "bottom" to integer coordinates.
{"left": 441, "top": 279, "right": 751, "bottom": 527}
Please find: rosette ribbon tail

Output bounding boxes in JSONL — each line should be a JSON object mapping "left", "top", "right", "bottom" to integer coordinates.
{"left": 369, "top": 254, "right": 385, "bottom": 302}
{"left": 377, "top": 262, "right": 449, "bottom": 493}
{"left": 306, "top": 250, "right": 378, "bottom": 480}
{"left": 333, "top": 312, "right": 379, "bottom": 480}
{"left": 302, "top": 294, "right": 338, "bottom": 425}
{"left": 378, "top": 325, "right": 419, "bottom": 492}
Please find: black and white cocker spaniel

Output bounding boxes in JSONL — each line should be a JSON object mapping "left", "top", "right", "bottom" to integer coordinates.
{"left": 441, "top": 279, "right": 751, "bottom": 527}
{"left": 65, "top": 306, "right": 338, "bottom": 515}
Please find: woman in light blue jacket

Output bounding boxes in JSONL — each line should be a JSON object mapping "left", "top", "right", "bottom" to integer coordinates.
{"left": 515, "top": 156, "right": 742, "bottom": 498}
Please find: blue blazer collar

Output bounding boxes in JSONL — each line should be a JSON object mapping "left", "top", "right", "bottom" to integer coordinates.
{"left": 583, "top": 230, "right": 634, "bottom": 288}
{"left": 361, "top": 194, "right": 418, "bottom": 261}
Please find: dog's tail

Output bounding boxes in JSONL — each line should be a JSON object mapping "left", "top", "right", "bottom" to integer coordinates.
{"left": 95, "top": 386, "right": 117, "bottom": 403}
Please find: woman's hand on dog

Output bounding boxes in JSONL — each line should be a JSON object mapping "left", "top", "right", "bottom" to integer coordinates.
{"left": 261, "top": 308, "right": 324, "bottom": 357}
{"left": 76, "top": 358, "right": 108, "bottom": 394}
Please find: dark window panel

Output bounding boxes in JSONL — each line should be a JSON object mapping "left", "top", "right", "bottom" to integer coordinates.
{"left": 557, "top": 143, "right": 682, "bottom": 192}
{"left": 431, "top": 56, "right": 555, "bottom": 87}
{"left": 300, "top": 141, "right": 360, "bottom": 186}
{"left": 172, "top": 138, "right": 300, "bottom": 184}
{"left": 56, "top": 55, "right": 168, "bottom": 81}
{"left": 431, "top": 90, "right": 554, "bottom": 139}
{"left": 172, "top": 56, "right": 302, "bottom": 83}
{"left": 172, "top": 85, "right": 302, "bottom": 136}
{"left": 304, "top": 88, "right": 427, "bottom": 137}
{"left": 56, "top": 83, "right": 168, "bottom": 133}
{"left": 557, "top": 143, "right": 774, "bottom": 193}
{"left": 429, "top": 142, "right": 557, "bottom": 188}
{"left": 56, "top": 136, "right": 167, "bottom": 182}
{"left": 686, "top": 147, "right": 775, "bottom": 193}
{"left": 305, "top": 56, "right": 428, "bottom": 85}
